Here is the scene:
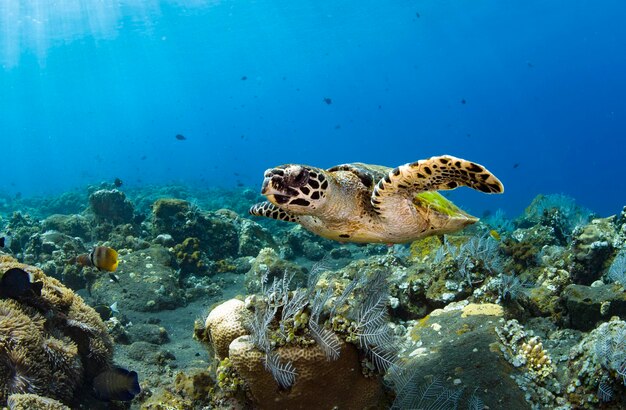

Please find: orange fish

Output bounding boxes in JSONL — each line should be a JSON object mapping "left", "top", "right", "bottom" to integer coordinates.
{"left": 77, "top": 246, "right": 119, "bottom": 272}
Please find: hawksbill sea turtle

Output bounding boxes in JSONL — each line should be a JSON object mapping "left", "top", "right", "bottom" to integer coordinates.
{"left": 249, "top": 155, "right": 503, "bottom": 244}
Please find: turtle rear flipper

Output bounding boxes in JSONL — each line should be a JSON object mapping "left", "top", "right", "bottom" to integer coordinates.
{"left": 249, "top": 201, "right": 298, "bottom": 223}
{"left": 371, "top": 155, "right": 503, "bottom": 215}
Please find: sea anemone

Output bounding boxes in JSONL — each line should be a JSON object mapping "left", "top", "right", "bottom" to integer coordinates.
{"left": 1, "top": 346, "right": 49, "bottom": 396}
{"left": 41, "top": 337, "right": 82, "bottom": 401}
{"left": 0, "top": 300, "right": 42, "bottom": 349}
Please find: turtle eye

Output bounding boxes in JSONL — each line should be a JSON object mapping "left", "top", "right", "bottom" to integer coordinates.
{"left": 292, "top": 169, "right": 309, "bottom": 186}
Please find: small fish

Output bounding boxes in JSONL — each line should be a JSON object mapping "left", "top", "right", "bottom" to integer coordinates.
{"left": 513, "top": 163, "right": 520, "bottom": 169}
{"left": 241, "top": 75, "right": 247, "bottom": 80}
{"left": 94, "top": 301, "right": 119, "bottom": 320}
{"left": 0, "top": 267, "right": 43, "bottom": 299}
{"left": 489, "top": 230, "right": 501, "bottom": 241}
{"left": 415, "top": 12, "right": 421, "bottom": 18}
{"left": 323, "top": 97, "right": 332, "bottom": 105}
{"left": 77, "top": 246, "right": 119, "bottom": 272}
{"left": 175, "top": 134, "right": 186, "bottom": 141}
{"left": 108, "top": 273, "right": 120, "bottom": 283}
{"left": 114, "top": 178, "right": 123, "bottom": 187}
{"left": 460, "top": 98, "right": 467, "bottom": 104}
{"left": 92, "top": 367, "right": 141, "bottom": 401}
{"left": 93, "top": 304, "right": 113, "bottom": 321}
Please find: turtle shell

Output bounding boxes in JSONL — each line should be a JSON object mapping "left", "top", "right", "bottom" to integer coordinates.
{"left": 326, "top": 163, "right": 391, "bottom": 192}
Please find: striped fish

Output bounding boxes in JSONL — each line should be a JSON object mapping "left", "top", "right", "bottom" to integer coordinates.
{"left": 92, "top": 367, "right": 140, "bottom": 401}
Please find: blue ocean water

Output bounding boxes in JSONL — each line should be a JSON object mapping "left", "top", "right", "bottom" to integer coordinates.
{"left": 1, "top": 0, "right": 625, "bottom": 217}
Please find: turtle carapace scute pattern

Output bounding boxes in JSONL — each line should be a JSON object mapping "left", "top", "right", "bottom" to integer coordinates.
{"left": 249, "top": 155, "right": 504, "bottom": 244}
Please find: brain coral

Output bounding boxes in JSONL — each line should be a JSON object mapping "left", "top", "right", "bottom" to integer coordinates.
{"left": 201, "top": 299, "right": 386, "bottom": 409}
{"left": 202, "top": 299, "right": 250, "bottom": 360}
{"left": 0, "top": 256, "right": 113, "bottom": 406}
{"left": 228, "top": 335, "right": 385, "bottom": 409}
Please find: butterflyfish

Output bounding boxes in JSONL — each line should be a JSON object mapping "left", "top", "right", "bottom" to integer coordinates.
{"left": 77, "top": 246, "right": 119, "bottom": 272}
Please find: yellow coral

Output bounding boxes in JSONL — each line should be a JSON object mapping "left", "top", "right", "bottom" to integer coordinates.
{"left": 215, "top": 259, "right": 236, "bottom": 273}
{"left": 520, "top": 336, "right": 554, "bottom": 380}
{"left": 203, "top": 299, "right": 250, "bottom": 360}
{"left": 409, "top": 235, "right": 444, "bottom": 262}
{"left": 7, "top": 393, "right": 69, "bottom": 410}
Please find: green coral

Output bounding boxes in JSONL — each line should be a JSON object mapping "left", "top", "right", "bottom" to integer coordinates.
{"left": 408, "top": 235, "right": 443, "bottom": 263}
{"left": 215, "top": 358, "right": 244, "bottom": 394}
{"left": 174, "top": 237, "right": 207, "bottom": 275}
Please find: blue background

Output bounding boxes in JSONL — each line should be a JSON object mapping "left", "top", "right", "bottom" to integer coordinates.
{"left": 1, "top": 0, "right": 625, "bottom": 217}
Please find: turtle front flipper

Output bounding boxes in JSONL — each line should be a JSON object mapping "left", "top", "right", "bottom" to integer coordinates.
{"left": 371, "top": 155, "right": 504, "bottom": 215}
{"left": 249, "top": 201, "right": 298, "bottom": 223}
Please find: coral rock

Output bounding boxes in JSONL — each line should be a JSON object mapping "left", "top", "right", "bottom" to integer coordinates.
{"left": 228, "top": 335, "right": 386, "bottom": 410}
{"left": 563, "top": 283, "right": 626, "bottom": 331}
{"left": 7, "top": 393, "right": 69, "bottom": 410}
{"left": 89, "top": 189, "right": 135, "bottom": 225}
{"left": 569, "top": 218, "right": 616, "bottom": 285}
{"left": 204, "top": 299, "right": 250, "bottom": 360}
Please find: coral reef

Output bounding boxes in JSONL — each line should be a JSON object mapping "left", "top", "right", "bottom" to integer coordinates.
{"left": 563, "top": 283, "right": 626, "bottom": 331}
{"left": 402, "top": 302, "right": 527, "bottom": 409}
{"left": 6, "top": 393, "right": 70, "bottom": 410}
{"left": 0, "top": 256, "right": 113, "bottom": 406}
{"left": 151, "top": 199, "right": 239, "bottom": 259}
{"left": 42, "top": 214, "right": 92, "bottom": 241}
{"left": 569, "top": 217, "right": 617, "bottom": 285}
{"left": 199, "top": 298, "right": 250, "bottom": 360}
{"left": 244, "top": 247, "right": 307, "bottom": 293}
{"left": 89, "top": 189, "right": 135, "bottom": 225}
{"left": 196, "top": 268, "right": 396, "bottom": 409}
{"left": 2, "top": 184, "right": 626, "bottom": 410}
{"left": 567, "top": 318, "right": 626, "bottom": 408}
{"left": 90, "top": 245, "right": 184, "bottom": 312}
{"left": 228, "top": 335, "right": 385, "bottom": 409}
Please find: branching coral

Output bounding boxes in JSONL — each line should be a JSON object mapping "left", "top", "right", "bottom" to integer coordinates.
{"left": 496, "top": 319, "right": 555, "bottom": 382}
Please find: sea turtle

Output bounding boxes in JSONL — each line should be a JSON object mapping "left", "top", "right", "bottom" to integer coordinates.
{"left": 249, "top": 155, "right": 503, "bottom": 244}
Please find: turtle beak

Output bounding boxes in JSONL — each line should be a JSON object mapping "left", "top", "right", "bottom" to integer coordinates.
{"left": 261, "top": 177, "right": 282, "bottom": 196}
{"left": 261, "top": 171, "right": 292, "bottom": 205}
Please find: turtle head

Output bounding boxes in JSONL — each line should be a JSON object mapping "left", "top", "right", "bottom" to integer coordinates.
{"left": 261, "top": 164, "right": 329, "bottom": 214}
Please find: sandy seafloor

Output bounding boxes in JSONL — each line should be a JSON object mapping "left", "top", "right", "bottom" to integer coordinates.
{"left": 1, "top": 182, "right": 626, "bottom": 410}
